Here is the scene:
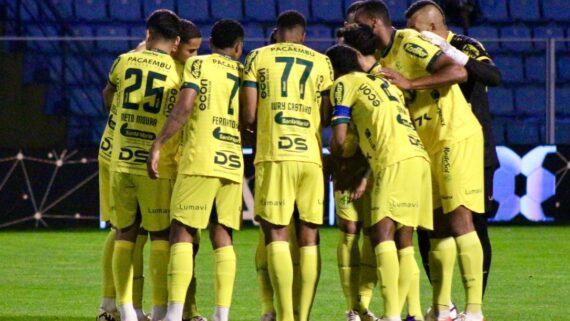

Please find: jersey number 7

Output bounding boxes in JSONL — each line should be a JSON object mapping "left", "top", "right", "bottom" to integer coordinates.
{"left": 275, "top": 57, "right": 313, "bottom": 99}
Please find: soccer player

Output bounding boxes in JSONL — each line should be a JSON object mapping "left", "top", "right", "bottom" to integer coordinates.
{"left": 147, "top": 19, "right": 245, "bottom": 321}
{"left": 242, "top": 10, "right": 334, "bottom": 321}
{"left": 327, "top": 44, "right": 432, "bottom": 321}
{"left": 342, "top": 23, "right": 430, "bottom": 321}
{"left": 102, "top": 9, "right": 183, "bottom": 321}
{"left": 354, "top": 2, "right": 487, "bottom": 321}
{"left": 404, "top": 0, "right": 501, "bottom": 298}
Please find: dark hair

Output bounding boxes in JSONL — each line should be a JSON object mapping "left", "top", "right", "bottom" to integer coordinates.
{"left": 277, "top": 10, "right": 307, "bottom": 30}
{"left": 211, "top": 19, "right": 245, "bottom": 49}
{"left": 342, "top": 24, "right": 378, "bottom": 56}
{"left": 355, "top": 0, "right": 391, "bottom": 25}
{"left": 336, "top": 27, "right": 346, "bottom": 39}
{"left": 146, "top": 9, "right": 181, "bottom": 40}
{"left": 346, "top": 1, "right": 364, "bottom": 16}
{"left": 270, "top": 28, "right": 278, "bottom": 44}
{"left": 405, "top": 0, "right": 445, "bottom": 19}
{"left": 179, "top": 19, "right": 201, "bottom": 43}
{"left": 325, "top": 44, "right": 362, "bottom": 75}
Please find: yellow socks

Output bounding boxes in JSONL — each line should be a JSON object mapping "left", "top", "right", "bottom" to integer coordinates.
{"left": 113, "top": 240, "right": 137, "bottom": 321}
{"left": 375, "top": 241, "right": 400, "bottom": 318}
{"left": 183, "top": 273, "right": 199, "bottom": 318}
{"left": 214, "top": 246, "right": 237, "bottom": 308}
{"left": 168, "top": 242, "right": 194, "bottom": 303}
{"left": 398, "top": 246, "right": 422, "bottom": 319}
{"left": 456, "top": 231, "right": 484, "bottom": 314}
{"left": 150, "top": 240, "right": 170, "bottom": 319}
{"left": 289, "top": 231, "right": 301, "bottom": 315}
{"left": 101, "top": 229, "right": 116, "bottom": 311}
{"left": 298, "top": 245, "right": 320, "bottom": 321}
{"left": 429, "top": 237, "right": 456, "bottom": 316}
{"left": 267, "top": 241, "right": 294, "bottom": 321}
{"left": 132, "top": 233, "right": 147, "bottom": 312}
{"left": 337, "top": 232, "right": 360, "bottom": 311}
{"left": 256, "top": 230, "right": 274, "bottom": 315}
{"left": 358, "top": 235, "right": 377, "bottom": 313}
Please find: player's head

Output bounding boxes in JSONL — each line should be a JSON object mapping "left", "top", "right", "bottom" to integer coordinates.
{"left": 326, "top": 44, "right": 362, "bottom": 79}
{"left": 345, "top": 1, "right": 364, "bottom": 25}
{"left": 353, "top": 0, "right": 392, "bottom": 32}
{"left": 269, "top": 28, "right": 279, "bottom": 44}
{"left": 210, "top": 19, "right": 245, "bottom": 60}
{"left": 336, "top": 27, "right": 346, "bottom": 44}
{"left": 172, "top": 19, "right": 202, "bottom": 63}
{"left": 405, "top": 0, "right": 447, "bottom": 36}
{"left": 145, "top": 9, "right": 181, "bottom": 46}
{"left": 277, "top": 10, "right": 307, "bottom": 43}
{"left": 342, "top": 23, "right": 378, "bottom": 56}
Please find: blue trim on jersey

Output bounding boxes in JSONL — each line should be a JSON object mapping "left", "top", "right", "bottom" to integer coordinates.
{"left": 331, "top": 118, "right": 351, "bottom": 126}
{"left": 243, "top": 80, "right": 258, "bottom": 88}
{"left": 182, "top": 82, "right": 200, "bottom": 92}
{"left": 332, "top": 105, "right": 351, "bottom": 118}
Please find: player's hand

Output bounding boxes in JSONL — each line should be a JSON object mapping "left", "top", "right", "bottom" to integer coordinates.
{"left": 350, "top": 177, "right": 367, "bottom": 201}
{"left": 380, "top": 68, "right": 413, "bottom": 91}
{"left": 420, "top": 31, "right": 450, "bottom": 51}
{"left": 147, "top": 143, "right": 161, "bottom": 180}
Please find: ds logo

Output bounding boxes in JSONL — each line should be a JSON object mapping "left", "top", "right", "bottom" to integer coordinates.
{"left": 214, "top": 151, "right": 241, "bottom": 169}
{"left": 119, "top": 146, "right": 148, "bottom": 164}
{"left": 278, "top": 136, "right": 308, "bottom": 152}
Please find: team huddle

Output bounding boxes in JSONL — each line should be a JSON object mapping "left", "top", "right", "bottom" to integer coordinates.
{"left": 97, "top": 1, "right": 501, "bottom": 321}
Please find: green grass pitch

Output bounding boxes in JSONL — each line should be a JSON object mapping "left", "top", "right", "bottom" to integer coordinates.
{"left": 0, "top": 226, "right": 568, "bottom": 321}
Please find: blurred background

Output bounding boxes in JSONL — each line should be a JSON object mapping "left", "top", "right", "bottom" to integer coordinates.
{"left": 1, "top": 0, "right": 570, "bottom": 228}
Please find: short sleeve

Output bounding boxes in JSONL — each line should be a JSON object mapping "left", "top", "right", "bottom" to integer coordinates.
{"left": 330, "top": 79, "right": 355, "bottom": 127}
{"left": 403, "top": 34, "right": 444, "bottom": 73}
{"left": 242, "top": 50, "right": 259, "bottom": 88}
{"left": 108, "top": 56, "right": 123, "bottom": 87}
{"left": 181, "top": 57, "right": 203, "bottom": 93}
{"left": 320, "top": 56, "right": 335, "bottom": 96}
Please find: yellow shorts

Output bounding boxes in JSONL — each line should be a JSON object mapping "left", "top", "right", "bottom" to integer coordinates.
{"left": 171, "top": 175, "right": 243, "bottom": 230}
{"left": 370, "top": 157, "right": 433, "bottom": 230}
{"left": 99, "top": 161, "right": 111, "bottom": 222}
{"left": 110, "top": 172, "right": 173, "bottom": 232}
{"left": 334, "top": 184, "right": 372, "bottom": 227}
{"left": 255, "top": 161, "right": 324, "bottom": 226}
{"left": 430, "top": 132, "right": 485, "bottom": 214}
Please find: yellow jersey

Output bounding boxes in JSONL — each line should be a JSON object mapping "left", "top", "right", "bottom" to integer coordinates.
{"left": 243, "top": 42, "right": 334, "bottom": 165}
{"left": 98, "top": 100, "right": 118, "bottom": 165}
{"left": 378, "top": 29, "right": 481, "bottom": 154}
{"left": 331, "top": 72, "right": 428, "bottom": 173}
{"left": 108, "top": 49, "right": 183, "bottom": 179}
{"left": 177, "top": 53, "right": 244, "bottom": 183}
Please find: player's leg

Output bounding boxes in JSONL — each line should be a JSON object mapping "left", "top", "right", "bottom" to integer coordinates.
{"left": 183, "top": 231, "right": 203, "bottom": 321}
{"left": 290, "top": 211, "right": 301, "bottom": 318}
{"left": 358, "top": 228, "right": 378, "bottom": 320}
{"left": 255, "top": 228, "right": 276, "bottom": 320}
{"left": 335, "top": 193, "right": 362, "bottom": 318}
{"left": 209, "top": 179, "right": 242, "bottom": 321}
{"left": 133, "top": 226, "right": 149, "bottom": 320}
{"left": 476, "top": 165, "right": 496, "bottom": 296}
{"left": 111, "top": 173, "right": 141, "bottom": 321}
{"left": 416, "top": 229, "right": 431, "bottom": 282}
{"left": 255, "top": 161, "right": 296, "bottom": 321}
{"left": 396, "top": 226, "right": 422, "bottom": 321}
{"left": 295, "top": 162, "right": 324, "bottom": 321}
{"left": 164, "top": 175, "right": 214, "bottom": 321}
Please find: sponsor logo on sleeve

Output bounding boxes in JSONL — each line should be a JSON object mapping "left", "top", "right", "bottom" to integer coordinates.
{"left": 404, "top": 43, "right": 428, "bottom": 59}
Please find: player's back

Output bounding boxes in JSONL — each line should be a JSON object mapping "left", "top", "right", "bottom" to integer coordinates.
{"left": 244, "top": 42, "right": 333, "bottom": 165}
{"left": 177, "top": 53, "right": 244, "bottom": 183}
{"left": 332, "top": 72, "right": 428, "bottom": 172}
{"left": 109, "top": 49, "right": 182, "bottom": 178}
{"left": 379, "top": 29, "right": 481, "bottom": 154}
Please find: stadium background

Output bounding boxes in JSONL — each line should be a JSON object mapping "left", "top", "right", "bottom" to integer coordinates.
{"left": 1, "top": 0, "right": 570, "bottom": 229}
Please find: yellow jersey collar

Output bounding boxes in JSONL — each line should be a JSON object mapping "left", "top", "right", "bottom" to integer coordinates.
{"left": 380, "top": 28, "right": 397, "bottom": 58}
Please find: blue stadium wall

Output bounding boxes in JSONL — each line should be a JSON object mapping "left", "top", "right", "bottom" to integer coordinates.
{"left": 1, "top": 145, "right": 569, "bottom": 229}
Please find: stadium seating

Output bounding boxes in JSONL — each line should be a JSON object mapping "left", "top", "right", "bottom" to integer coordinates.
{"left": 492, "top": 120, "right": 506, "bottom": 144}
{"left": 27, "top": 24, "right": 61, "bottom": 53}
{"left": 533, "top": 24, "right": 564, "bottom": 50}
{"left": 509, "top": 0, "right": 541, "bottom": 22}
{"left": 542, "top": 0, "right": 570, "bottom": 22}
{"left": 488, "top": 88, "right": 514, "bottom": 115}
{"left": 501, "top": 24, "right": 532, "bottom": 52}
{"left": 48, "top": 0, "right": 75, "bottom": 20}
{"left": 96, "top": 25, "right": 129, "bottom": 53}
{"left": 506, "top": 121, "right": 541, "bottom": 145}
{"left": 525, "top": 55, "right": 546, "bottom": 82}
{"left": 468, "top": 26, "right": 500, "bottom": 52}
{"left": 277, "top": 0, "right": 310, "bottom": 19}
{"left": 556, "top": 120, "right": 570, "bottom": 144}
{"left": 110, "top": 0, "right": 142, "bottom": 21}
{"left": 557, "top": 55, "right": 570, "bottom": 82}
{"left": 69, "top": 87, "right": 103, "bottom": 116}
{"left": 479, "top": 0, "right": 509, "bottom": 22}
{"left": 515, "top": 86, "right": 546, "bottom": 116}
{"left": 74, "top": 0, "right": 107, "bottom": 21}
{"left": 18, "top": 0, "right": 40, "bottom": 21}
{"left": 64, "top": 56, "right": 85, "bottom": 84}
{"left": 244, "top": 0, "right": 277, "bottom": 22}
{"left": 243, "top": 23, "right": 265, "bottom": 53}
{"left": 312, "top": 0, "right": 343, "bottom": 23}
{"left": 211, "top": 0, "right": 243, "bottom": 20}
{"left": 493, "top": 55, "right": 524, "bottom": 83}
{"left": 305, "top": 24, "right": 333, "bottom": 53}
{"left": 71, "top": 24, "right": 95, "bottom": 51}
{"left": 556, "top": 87, "right": 570, "bottom": 116}
{"left": 177, "top": 0, "right": 209, "bottom": 22}
{"left": 143, "top": 0, "right": 175, "bottom": 19}
{"left": 385, "top": 0, "right": 409, "bottom": 23}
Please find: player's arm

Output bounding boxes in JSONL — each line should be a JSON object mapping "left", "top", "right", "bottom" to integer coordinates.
{"left": 147, "top": 88, "right": 197, "bottom": 179}
{"left": 381, "top": 53, "right": 467, "bottom": 91}
{"left": 321, "top": 57, "right": 335, "bottom": 127}
{"left": 464, "top": 58, "right": 501, "bottom": 87}
{"left": 102, "top": 83, "right": 116, "bottom": 112}
{"left": 330, "top": 123, "right": 348, "bottom": 156}
{"left": 242, "top": 51, "right": 259, "bottom": 127}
